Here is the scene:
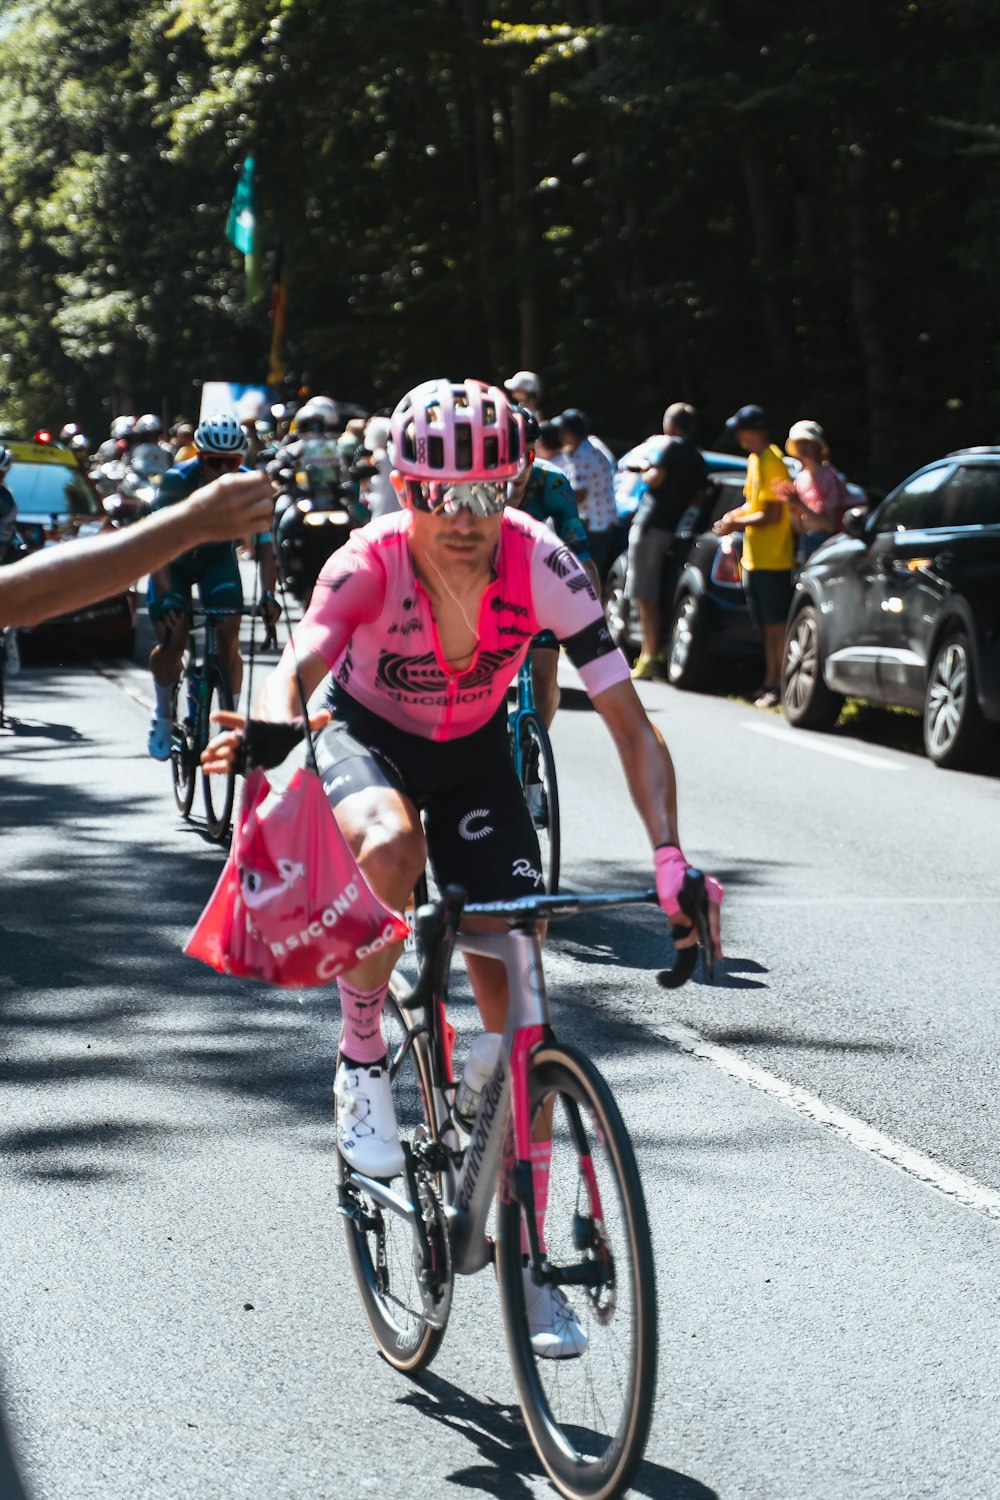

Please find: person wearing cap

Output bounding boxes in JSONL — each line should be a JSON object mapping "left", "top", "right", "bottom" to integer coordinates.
{"left": 781, "top": 420, "right": 849, "bottom": 562}
{"left": 714, "top": 405, "right": 793, "bottom": 709}
{"left": 535, "top": 421, "right": 566, "bottom": 469}
{"left": 504, "top": 370, "right": 543, "bottom": 418}
{"left": 627, "top": 403, "right": 708, "bottom": 681}
{"left": 555, "top": 408, "right": 618, "bottom": 581}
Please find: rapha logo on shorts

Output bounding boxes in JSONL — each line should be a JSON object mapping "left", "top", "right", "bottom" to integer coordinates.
{"left": 459, "top": 808, "right": 494, "bottom": 841}
{"left": 512, "top": 857, "right": 544, "bottom": 889}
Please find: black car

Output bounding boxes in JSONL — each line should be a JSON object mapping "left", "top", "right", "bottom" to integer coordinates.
{"left": 604, "top": 468, "right": 762, "bottom": 688}
{"left": 782, "top": 448, "right": 1000, "bottom": 768}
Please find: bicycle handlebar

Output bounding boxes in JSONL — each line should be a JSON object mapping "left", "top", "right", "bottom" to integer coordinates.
{"left": 438, "top": 872, "right": 715, "bottom": 987}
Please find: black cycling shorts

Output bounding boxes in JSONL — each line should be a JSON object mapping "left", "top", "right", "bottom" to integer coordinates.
{"left": 315, "top": 689, "right": 544, "bottom": 901}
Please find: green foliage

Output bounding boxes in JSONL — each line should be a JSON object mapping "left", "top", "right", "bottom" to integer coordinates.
{"left": 0, "top": 0, "right": 998, "bottom": 479}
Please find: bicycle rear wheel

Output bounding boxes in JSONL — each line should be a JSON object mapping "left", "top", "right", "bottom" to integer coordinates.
{"left": 496, "top": 1042, "right": 656, "bottom": 1500}
{"left": 170, "top": 669, "right": 197, "bottom": 818}
{"left": 337, "top": 988, "right": 452, "bottom": 1373}
{"left": 517, "top": 713, "right": 561, "bottom": 893}
{"left": 200, "top": 660, "right": 235, "bottom": 841}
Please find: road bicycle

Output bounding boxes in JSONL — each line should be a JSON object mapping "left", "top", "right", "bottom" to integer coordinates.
{"left": 169, "top": 606, "right": 245, "bottom": 842}
{"left": 336, "top": 873, "right": 710, "bottom": 1500}
{"left": 509, "top": 656, "right": 560, "bottom": 893}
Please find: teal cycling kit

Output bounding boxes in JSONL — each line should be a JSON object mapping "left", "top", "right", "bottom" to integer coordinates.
{"left": 147, "top": 458, "right": 263, "bottom": 622}
{"left": 518, "top": 458, "right": 591, "bottom": 562}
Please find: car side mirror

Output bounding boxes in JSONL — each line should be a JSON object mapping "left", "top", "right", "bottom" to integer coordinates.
{"left": 841, "top": 506, "right": 869, "bottom": 540}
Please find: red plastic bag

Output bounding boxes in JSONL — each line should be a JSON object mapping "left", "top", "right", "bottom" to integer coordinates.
{"left": 185, "top": 767, "right": 408, "bottom": 988}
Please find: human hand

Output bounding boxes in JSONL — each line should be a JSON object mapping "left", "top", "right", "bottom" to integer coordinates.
{"left": 713, "top": 514, "right": 735, "bottom": 537}
{"left": 654, "top": 844, "right": 724, "bottom": 958}
{"left": 187, "top": 472, "right": 277, "bottom": 547}
{"left": 201, "top": 709, "right": 332, "bottom": 775}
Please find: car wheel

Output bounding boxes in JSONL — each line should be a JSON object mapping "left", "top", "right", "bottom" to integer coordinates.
{"left": 923, "top": 630, "right": 993, "bottom": 769}
{"left": 781, "top": 606, "right": 843, "bottom": 729}
{"left": 666, "top": 592, "right": 708, "bottom": 691}
{"left": 602, "top": 555, "right": 632, "bottom": 653}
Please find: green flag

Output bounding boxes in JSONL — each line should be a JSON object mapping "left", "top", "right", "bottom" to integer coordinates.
{"left": 227, "top": 155, "right": 266, "bottom": 303}
{"left": 226, "top": 154, "right": 256, "bottom": 256}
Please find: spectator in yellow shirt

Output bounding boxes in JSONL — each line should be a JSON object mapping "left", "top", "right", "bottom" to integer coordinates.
{"left": 713, "top": 405, "right": 792, "bottom": 709}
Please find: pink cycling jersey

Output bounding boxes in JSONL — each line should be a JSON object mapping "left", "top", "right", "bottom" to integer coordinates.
{"left": 288, "top": 508, "right": 630, "bottom": 740}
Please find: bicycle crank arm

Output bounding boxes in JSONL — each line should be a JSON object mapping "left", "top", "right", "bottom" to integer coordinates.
{"left": 345, "top": 1171, "right": 419, "bottom": 1227}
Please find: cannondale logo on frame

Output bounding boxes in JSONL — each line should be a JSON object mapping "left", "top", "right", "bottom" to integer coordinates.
{"left": 459, "top": 808, "right": 494, "bottom": 841}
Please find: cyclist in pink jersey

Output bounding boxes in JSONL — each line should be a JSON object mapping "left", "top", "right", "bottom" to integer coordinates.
{"left": 204, "top": 378, "right": 723, "bottom": 1353}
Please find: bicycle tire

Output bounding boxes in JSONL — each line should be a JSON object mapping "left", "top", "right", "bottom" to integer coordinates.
{"left": 337, "top": 988, "right": 451, "bottom": 1373}
{"left": 201, "top": 659, "right": 235, "bottom": 841}
{"left": 517, "top": 713, "right": 561, "bottom": 894}
{"left": 496, "top": 1042, "right": 657, "bottom": 1500}
{"left": 170, "top": 672, "right": 197, "bottom": 818}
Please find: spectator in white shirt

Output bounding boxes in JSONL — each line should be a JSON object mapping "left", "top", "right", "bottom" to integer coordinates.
{"left": 555, "top": 409, "right": 618, "bottom": 580}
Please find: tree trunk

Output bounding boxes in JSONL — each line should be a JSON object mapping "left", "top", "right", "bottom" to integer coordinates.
{"left": 740, "top": 143, "right": 798, "bottom": 392}
{"left": 843, "top": 128, "right": 895, "bottom": 476}
{"left": 511, "top": 72, "right": 540, "bottom": 370}
{"left": 457, "top": 0, "right": 502, "bottom": 367}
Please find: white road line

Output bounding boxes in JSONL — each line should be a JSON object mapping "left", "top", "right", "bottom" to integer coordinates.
{"left": 91, "top": 661, "right": 154, "bottom": 714}
{"left": 744, "top": 718, "right": 906, "bottom": 770}
{"left": 654, "top": 1020, "right": 1000, "bottom": 1221}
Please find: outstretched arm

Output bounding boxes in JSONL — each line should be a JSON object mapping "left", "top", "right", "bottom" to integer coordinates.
{"left": 593, "top": 677, "right": 722, "bottom": 955}
{"left": 0, "top": 472, "right": 276, "bottom": 628}
{"left": 592, "top": 677, "right": 680, "bottom": 848}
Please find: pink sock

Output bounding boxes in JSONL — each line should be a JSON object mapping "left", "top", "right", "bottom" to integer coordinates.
{"left": 521, "top": 1140, "right": 553, "bottom": 1255}
{"left": 337, "top": 978, "right": 389, "bottom": 1065}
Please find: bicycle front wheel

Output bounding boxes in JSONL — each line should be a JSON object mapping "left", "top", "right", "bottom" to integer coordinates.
{"left": 517, "top": 713, "right": 561, "bottom": 893}
{"left": 337, "top": 987, "right": 451, "bottom": 1373}
{"left": 200, "top": 660, "right": 235, "bottom": 841}
{"left": 496, "top": 1043, "right": 657, "bottom": 1500}
{"left": 170, "top": 672, "right": 197, "bottom": 818}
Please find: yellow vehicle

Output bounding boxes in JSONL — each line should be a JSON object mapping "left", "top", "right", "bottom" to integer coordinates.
{"left": 8, "top": 439, "right": 137, "bottom": 656}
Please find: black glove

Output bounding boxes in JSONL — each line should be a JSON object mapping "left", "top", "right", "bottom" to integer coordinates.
{"left": 237, "top": 719, "right": 307, "bottom": 772}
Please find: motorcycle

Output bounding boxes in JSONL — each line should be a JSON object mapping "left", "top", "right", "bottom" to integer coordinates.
{"left": 270, "top": 437, "right": 360, "bottom": 605}
{"left": 92, "top": 444, "right": 170, "bottom": 527}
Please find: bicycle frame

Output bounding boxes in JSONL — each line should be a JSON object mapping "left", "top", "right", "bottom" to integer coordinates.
{"left": 347, "top": 888, "right": 662, "bottom": 1281}
{"left": 507, "top": 658, "right": 536, "bottom": 776}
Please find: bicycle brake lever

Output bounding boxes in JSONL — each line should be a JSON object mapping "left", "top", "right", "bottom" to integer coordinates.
{"left": 656, "top": 869, "right": 714, "bottom": 988}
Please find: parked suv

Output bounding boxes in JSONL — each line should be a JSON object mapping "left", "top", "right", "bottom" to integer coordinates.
{"left": 782, "top": 449, "right": 1000, "bottom": 768}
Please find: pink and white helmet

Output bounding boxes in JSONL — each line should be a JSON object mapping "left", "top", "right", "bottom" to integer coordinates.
{"left": 390, "top": 378, "right": 527, "bottom": 486}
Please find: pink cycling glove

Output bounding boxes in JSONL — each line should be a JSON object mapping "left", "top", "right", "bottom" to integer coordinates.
{"left": 654, "top": 845, "right": 724, "bottom": 921}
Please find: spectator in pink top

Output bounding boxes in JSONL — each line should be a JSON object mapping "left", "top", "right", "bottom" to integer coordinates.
{"left": 781, "top": 420, "right": 849, "bottom": 561}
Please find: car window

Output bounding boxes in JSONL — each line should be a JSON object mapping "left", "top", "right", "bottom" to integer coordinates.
{"left": 706, "top": 478, "right": 743, "bottom": 529}
{"left": 873, "top": 465, "right": 953, "bottom": 533}
{"left": 8, "top": 461, "right": 100, "bottom": 518}
{"left": 944, "top": 466, "right": 1000, "bottom": 527}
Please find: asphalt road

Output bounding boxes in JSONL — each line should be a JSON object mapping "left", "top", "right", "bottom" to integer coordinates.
{"left": 2, "top": 628, "right": 999, "bottom": 1500}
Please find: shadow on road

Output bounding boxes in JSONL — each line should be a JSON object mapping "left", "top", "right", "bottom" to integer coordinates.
{"left": 402, "top": 1370, "right": 718, "bottom": 1500}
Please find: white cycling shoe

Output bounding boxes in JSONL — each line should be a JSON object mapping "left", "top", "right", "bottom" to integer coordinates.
{"left": 147, "top": 714, "right": 172, "bottom": 761}
{"left": 522, "top": 1267, "right": 589, "bottom": 1359}
{"left": 335, "top": 1060, "right": 405, "bottom": 1180}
